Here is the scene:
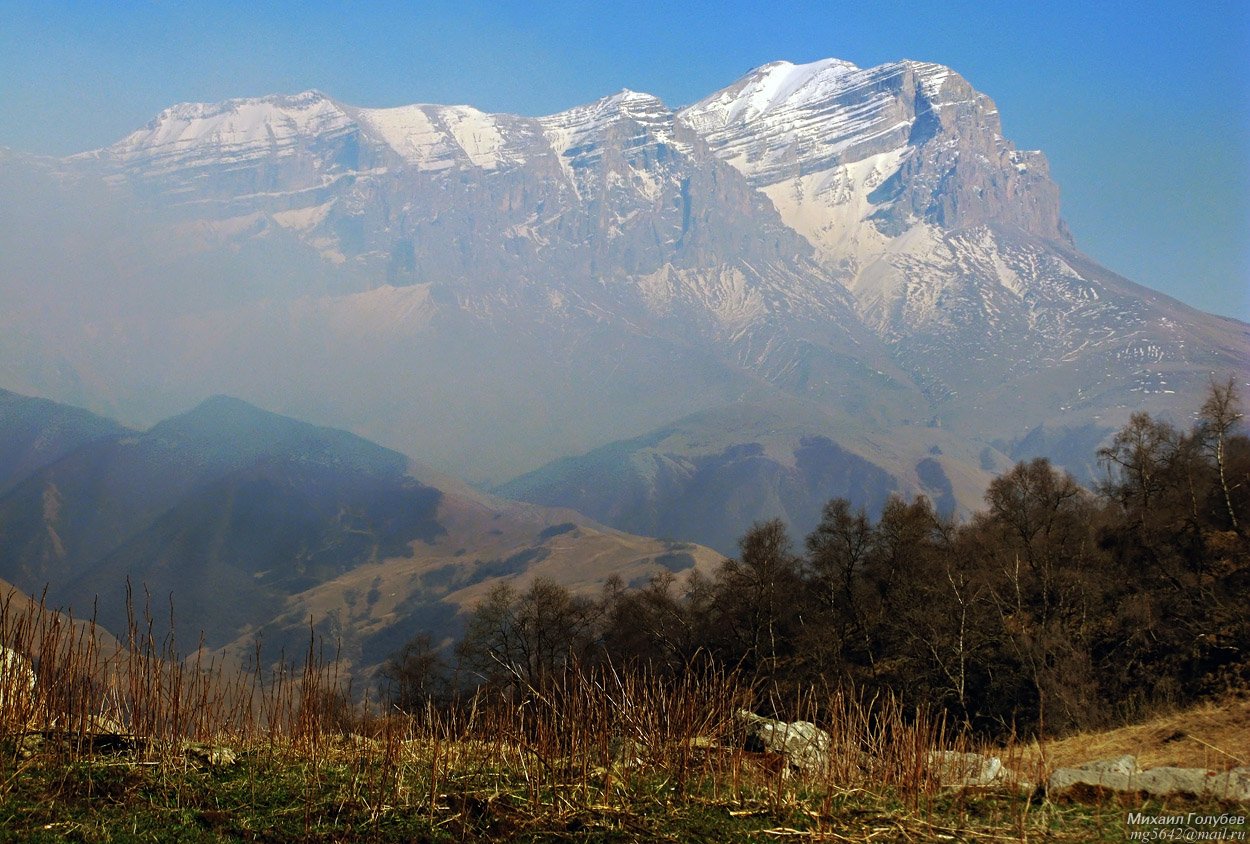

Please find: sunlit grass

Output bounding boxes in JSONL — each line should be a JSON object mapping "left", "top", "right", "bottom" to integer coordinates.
{"left": 1, "top": 590, "right": 1245, "bottom": 842}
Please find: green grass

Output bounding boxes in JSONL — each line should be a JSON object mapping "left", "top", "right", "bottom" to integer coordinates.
{"left": 4, "top": 742, "right": 1247, "bottom": 843}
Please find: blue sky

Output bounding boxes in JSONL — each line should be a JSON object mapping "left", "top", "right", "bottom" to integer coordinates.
{"left": 1, "top": 0, "right": 1246, "bottom": 320}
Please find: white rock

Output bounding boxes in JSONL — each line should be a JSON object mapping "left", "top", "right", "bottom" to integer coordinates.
{"left": 928, "top": 749, "right": 1008, "bottom": 787}
{"left": 736, "top": 710, "right": 831, "bottom": 772}
{"left": 0, "top": 645, "right": 38, "bottom": 716}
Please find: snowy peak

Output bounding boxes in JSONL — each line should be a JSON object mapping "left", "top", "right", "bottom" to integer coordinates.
{"left": 545, "top": 89, "right": 670, "bottom": 123}
{"left": 351, "top": 103, "right": 521, "bottom": 171}
{"left": 681, "top": 58, "right": 860, "bottom": 127}
{"left": 678, "top": 57, "right": 1065, "bottom": 248}
{"left": 106, "top": 90, "right": 355, "bottom": 169}
{"left": 672, "top": 56, "right": 1077, "bottom": 366}
{"left": 538, "top": 89, "right": 686, "bottom": 189}
{"left": 539, "top": 89, "right": 674, "bottom": 154}
{"left": 145, "top": 89, "right": 336, "bottom": 124}
{"left": 678, "top": 58, "right": 973, "bottom": 182}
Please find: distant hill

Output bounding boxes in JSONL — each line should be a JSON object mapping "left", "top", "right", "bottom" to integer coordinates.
{"left": 0, "top": 391, "right": 719, "bottom": 677}
{"left": 0, "top": 388, "right": 127, "bottom": 494}
{"left": 497, "top": 401, "right": 1001, "bottom": 554}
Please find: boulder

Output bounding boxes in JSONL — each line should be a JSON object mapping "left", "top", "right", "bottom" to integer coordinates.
{"left": 1074, "top": 754, "right": 1140, "bottom": 777}
{"left": 1131, "top": 767, "right": 1250, "bottom": 801}
{"left": 735, "top": 710, "right": 830, "bottom": 772}
{"left": 84, "top": 714, "right": 130, "bottom": 735}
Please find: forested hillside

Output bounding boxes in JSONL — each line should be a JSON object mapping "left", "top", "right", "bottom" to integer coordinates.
{"left": 397, "top": 380, "right": 1250, "bottom": 738}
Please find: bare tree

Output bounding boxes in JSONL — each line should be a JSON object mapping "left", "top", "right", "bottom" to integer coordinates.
{"left": 380, "top": 632, "right": 449, "bottom": 712}
{"left": 712, "top": 519, "right": 804, "bottom": 681}
{"left": 1198, "top": 376, "right": 1245, "bottom": 532}
{"left": 457, "top": 579, "right": 599, "bottom": 692}
{"left": 804, "top": 499, "right": 874, "bottom": 674}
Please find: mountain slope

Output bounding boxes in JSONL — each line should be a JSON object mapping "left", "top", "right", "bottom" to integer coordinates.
{"left": 497, "top": 401, "right": 1003, "bottom": 554}
{"left": 0, "top": 388, "right": 128, "bottom": 494}
{"left": 0, "top": 391, "right": 719, "bottom": 675}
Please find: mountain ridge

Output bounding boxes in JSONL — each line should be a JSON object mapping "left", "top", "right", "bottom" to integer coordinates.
{"left": 1, "top": 56, "right": 1245, "bottom": 551}
{"left": 0, "top": 390, "right": 720, "bottom": 676}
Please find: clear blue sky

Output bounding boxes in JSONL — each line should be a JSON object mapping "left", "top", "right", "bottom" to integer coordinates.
{"left": 2, "top": 0, "right": 1246, "bottom": 320}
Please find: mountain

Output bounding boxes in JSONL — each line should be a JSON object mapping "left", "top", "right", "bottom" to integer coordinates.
{"left": 0, "top": 388, "right": 127, "bottom": 494}
{"left": 0, "top": 391, "right": 719, "bottom": 675}
{"left": 496, "top": 400, "right": 1002, "bottom": 554}
{"left": 677, "top": 60, "right": 1246, "bottom": 434}
{"left": 1, "top": 57, "right": 1245, "bottom": 550}
{"left": 4, "top": 83, "right": 925, "bottom": 483}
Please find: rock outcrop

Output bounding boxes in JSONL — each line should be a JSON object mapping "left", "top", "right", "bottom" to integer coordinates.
{"left": 1048, "top": 755, "right": 1250, "bottom": 802}
{"left": 927, "top": 750, "right": 1014, "bottom": 789}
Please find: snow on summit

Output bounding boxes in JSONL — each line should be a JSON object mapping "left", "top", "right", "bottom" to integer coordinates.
{"left": 9, "top": 54, "right": 1246, "bottom": 503}
{"left": 687, "top": 58, "right": 861, "bottom": 126}
{"left": 351, "top": 103, "right": 512, "bottom": 171}
{"left": 539, "top": 89, "right": 678, "bottom": 182}
{"left": 109, "top": 91, "right": 354, "bottom": 166}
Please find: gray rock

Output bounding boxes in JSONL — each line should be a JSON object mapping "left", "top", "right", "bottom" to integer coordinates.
{"left": 83, "top": 714, "right": 129, "bottom": 735}
{"left": 1075, "top": 754, "right": 1141, "bottom": 777}
{"left": 735, "top": 710, "right": 830, "bottom": 772}
{"left": 1133, "top": 767, "right": 1250, "bottom": 801}
{"left": 1048, "top": 756, "right": 1250, "bottom": 801}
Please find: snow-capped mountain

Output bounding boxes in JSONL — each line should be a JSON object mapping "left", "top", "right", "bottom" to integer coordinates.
{"left": 2, "top": 57, "right": 1245, "bottom": 546}
{"left": 678, "top": 60, "right": 1245, "bottom": 431}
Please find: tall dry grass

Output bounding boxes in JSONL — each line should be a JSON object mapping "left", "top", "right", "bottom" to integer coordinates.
{"left": 0, "top": 584, "right": 348, "bottom": 755}
{"left": 1, "top": 584, "right": 1036, "bottom": 833}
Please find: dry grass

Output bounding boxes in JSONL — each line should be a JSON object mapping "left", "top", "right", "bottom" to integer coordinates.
{"left": 2, "top": 588, "right": 1247, "bottom": 841}
{"left": 1023, "top": 696, "right": 1250, "bottom": 773}
{"left": 0, "top": 584, "right": 351, "bottom": 751}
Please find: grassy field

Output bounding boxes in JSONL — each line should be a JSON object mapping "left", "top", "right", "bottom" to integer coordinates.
{"left": 3, "top": 735, "right": 1246, "bottom": 842}
{"left": 2, "top": 592, "right": 1248, "bottom": 842}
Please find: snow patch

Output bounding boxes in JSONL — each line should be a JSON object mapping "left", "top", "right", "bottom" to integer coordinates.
{"left": 354, "top": 105, "right": 456, "bottom": 170}
{"left": 440, "top": 106, "right": 508, "bottom": 169}
{"left": 678, "top": 60, "right": 917, "bottom": 187}
{"left": 760, "top": 146, "right": 910, "bottom": 261}
{"left": 714, "top": 59, "right": 860, "bottom": 125}
{"left": 354, "top": 103, "right": 512, "bottom": 170}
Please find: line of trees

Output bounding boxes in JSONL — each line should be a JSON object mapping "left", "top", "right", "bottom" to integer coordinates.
{"left": 383, "top": 380, "right": 1248, "bottom": 738}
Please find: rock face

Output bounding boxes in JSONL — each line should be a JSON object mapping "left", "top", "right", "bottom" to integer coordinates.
{"left": 2, "top": 57, "right": 1247, "bottom": 545}
{"left": 1048, "top": 755, "right": 1250, "bottom": 802}
{"left": 678, "top": 60, "right": 1066, "bottom": 247}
